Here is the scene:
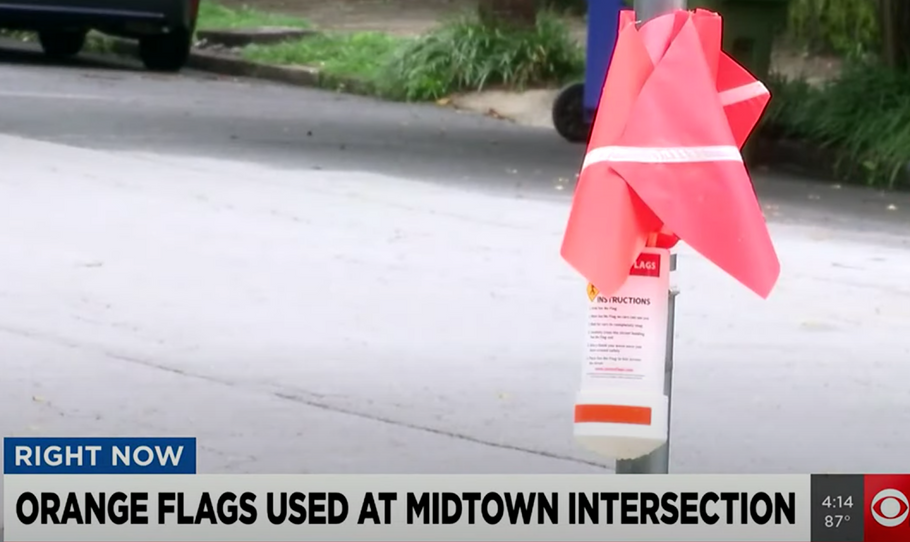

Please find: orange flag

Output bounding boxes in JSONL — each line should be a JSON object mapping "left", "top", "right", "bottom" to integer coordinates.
{"left": 561, "top": 9, "right": 779, "bottom": 299}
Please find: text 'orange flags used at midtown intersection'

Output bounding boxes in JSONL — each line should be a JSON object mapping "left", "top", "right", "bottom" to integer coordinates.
{"left": 560, "top": 8, "right": 780, "bottom": 299}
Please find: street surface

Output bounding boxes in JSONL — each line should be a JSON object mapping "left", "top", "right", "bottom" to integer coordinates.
{"left": 0, "top": 40, "right": 908, "bottom": 510}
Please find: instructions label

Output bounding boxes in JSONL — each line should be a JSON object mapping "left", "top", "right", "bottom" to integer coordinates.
{"left": 583, "top": 248, "right": 670, "bottom": 393}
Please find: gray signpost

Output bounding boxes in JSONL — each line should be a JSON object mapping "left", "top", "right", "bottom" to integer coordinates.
{"left": 614, "top": 0, "right": 687, "bottom": 477}
{"left": 633, "top": 0, "right": 688, "bottom": 27}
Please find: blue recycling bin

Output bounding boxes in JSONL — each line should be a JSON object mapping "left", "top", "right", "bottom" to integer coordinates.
{"left": 552, "top": 0, "right": 624, "bottom": 143}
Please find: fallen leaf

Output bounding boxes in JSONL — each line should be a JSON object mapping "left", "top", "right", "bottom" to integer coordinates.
{"left": 436, "top": 97, "right": 452, "bottom": 106}
{"left": 485, "top": 108, "right": 505, "bottom": 120}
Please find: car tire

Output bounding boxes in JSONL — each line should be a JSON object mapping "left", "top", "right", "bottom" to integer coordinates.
{"left": 139, "top": 27, "right": 192, "bottom": 72}
{"left": 38, "top": 30, "right": 87, "bottom": 58}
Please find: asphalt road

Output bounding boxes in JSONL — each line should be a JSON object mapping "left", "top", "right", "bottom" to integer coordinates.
{"left": 1, "top": 41, "right": 909, "bottom": 233}
{"left": 0, "top": 40, "right": 908, "bottom": 492}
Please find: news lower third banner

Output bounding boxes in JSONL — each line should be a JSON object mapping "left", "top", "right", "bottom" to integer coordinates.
{"left": 2, "top": 438, "right": 909, "bottom": 542}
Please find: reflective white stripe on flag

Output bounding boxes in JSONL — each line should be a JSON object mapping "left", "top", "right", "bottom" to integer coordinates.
{"left": 582, "top": 145, "right": 742, "bottom": 169}
{"left": 718, "top": 81, "right": 769, "bottom": 106}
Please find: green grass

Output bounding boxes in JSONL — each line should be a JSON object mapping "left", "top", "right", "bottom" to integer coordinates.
{"left": 764, "top": 61, "right": 910, "bottom": 189}
{"left": 196, "top": 1, "right": 312, "bottom": 31}
{"left": 242, "top": 12, "right": 584, "bottom": 101}
{"left": 244, "top": 31, "right": 405, "bottom": 89}
{"left": 0, "top": 29, "right": 33, "bottom": 41}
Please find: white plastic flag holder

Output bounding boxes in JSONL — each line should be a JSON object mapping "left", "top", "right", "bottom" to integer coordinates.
{"left": 575, "top": 250, "right": 678, "bottom": 474}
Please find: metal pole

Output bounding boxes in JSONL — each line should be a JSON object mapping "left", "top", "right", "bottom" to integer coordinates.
{"left": 632, "top": 0, "right": 688, "bottom": 26}
{"left": 613, "top": 0, "right": 686, "bottom": 478}
{"left": 615, "top": 254, "right": 678, "bottom": 474}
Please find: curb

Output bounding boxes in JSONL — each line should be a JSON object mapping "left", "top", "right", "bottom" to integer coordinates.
{"left": 749, "top": 134, "right": 840, "bottom": 181}
{"left": 196, "top": 28, "right": 318, "bottom": 49}
{"left": 105, "top": 38, "right": 325, "bottom": 89}
{"left": 751, "top": 132, "right": 910, "bottom": 187}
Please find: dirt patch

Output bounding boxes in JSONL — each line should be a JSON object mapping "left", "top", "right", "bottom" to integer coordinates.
{"left": 223, "top": 0, "right": 588, "bottom": 40}
{"left": 221, "top": 0, "right": 475, "bottom": 35}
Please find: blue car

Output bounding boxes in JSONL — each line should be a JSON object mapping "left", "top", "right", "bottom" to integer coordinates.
{"left": 0, "top": 0, "right": 199, "bottom": 71}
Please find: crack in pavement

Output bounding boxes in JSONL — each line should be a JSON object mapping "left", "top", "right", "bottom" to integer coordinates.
{"left": 0, "top": 324, "right": 611, "bottom": 471}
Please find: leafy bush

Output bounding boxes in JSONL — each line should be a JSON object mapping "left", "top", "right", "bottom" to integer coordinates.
{"left": 379, "top": 12, "right": 584, "bottom": 101}
{"left": 786, "top": 0, "right": 879, "bottom": 55}
{"left": 538, "top": 0, "right": 586, "bottom": 15}
{"left": 764, "top": 62, "right": 910, "bottom": 188}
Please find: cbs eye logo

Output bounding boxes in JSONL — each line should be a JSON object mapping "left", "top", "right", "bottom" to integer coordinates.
{"left": 871, "top": 489, "right": 910, "bottom": 528}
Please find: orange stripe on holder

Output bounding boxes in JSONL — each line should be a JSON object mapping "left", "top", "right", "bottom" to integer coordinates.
{"left": 575, "top": 404, "right": 652, "bottom": 426}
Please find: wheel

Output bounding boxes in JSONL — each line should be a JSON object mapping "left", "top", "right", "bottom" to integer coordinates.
{"left": 552, "top": 82, "right": 590, "bottom": 143}
{"left": 38, "top": 30, "right": 87, "bottom": 58}
{"left": 139, "top": 27, "right": 192, "bottom": 72}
